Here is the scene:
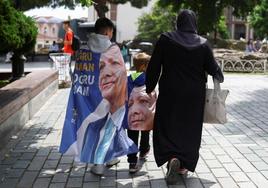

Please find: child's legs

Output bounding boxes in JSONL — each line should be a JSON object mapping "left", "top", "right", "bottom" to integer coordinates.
{"left": 140, "top": 131, "right": 150, "bottom": 153}
{"left": 127, "top": 129, "right": 139, "bottom": 163}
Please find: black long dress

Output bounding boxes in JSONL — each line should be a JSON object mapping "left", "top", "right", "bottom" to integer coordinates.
{"left": 145, "top": 34, "right": 221, "bottom": 172}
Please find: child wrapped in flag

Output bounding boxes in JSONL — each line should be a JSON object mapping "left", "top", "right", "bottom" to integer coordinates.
{"left": 59, "top": 18, "right": 138, "bottom": 175}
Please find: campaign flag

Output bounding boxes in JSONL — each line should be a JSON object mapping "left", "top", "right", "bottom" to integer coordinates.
{"left": 127, "top": 72, "right": 157, "bottom": 131}
{"left": 59, "top": 45, "right": 138, "bottom": 164}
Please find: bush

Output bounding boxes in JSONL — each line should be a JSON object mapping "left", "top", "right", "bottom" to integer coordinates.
{"left": 136, "top": 3, "right": 176, "bottom": 42}
{"left": 0, "top": 0, "right": 22, "bottom": 53}
{"left": 0, "top": 0, "right": 37, "bottom": 54}
{"left": 217, "top": 16, "right": 230, "bottom": 39}
{"left": 206, "top": 36, "right": 232, "bottom": 49}
{"left": 229, "top": 40, "right": 246, "bottom": 51}
{"left": 206, "top": 36, "right": 246, "bottom": 51}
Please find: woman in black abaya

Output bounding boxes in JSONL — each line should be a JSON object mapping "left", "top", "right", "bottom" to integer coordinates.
{"left": 145, "top": 10, "right": 224, "bottom": 184}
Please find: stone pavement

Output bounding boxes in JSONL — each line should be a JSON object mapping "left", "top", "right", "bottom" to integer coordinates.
{"left": 1, "top": 74, "right": 268, "bottom": 188}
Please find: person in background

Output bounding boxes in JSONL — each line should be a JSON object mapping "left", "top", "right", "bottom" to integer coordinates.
{"left": 62, "top": 20, "right": 74, "bottom": 55}
{"left": 49, "top": 41, "right": 59, "bottom": 61}
{"left": 49, "top": 41, "right": 59, "bottom": 53}
{"left": 121, "top": 43, "right": 129, "bottom": 63}
{"left": 145, "top": 9, "right": 224, "bottom": 184}
{"left": 245, "top": 39, "right": 257, "bottom": 53}
{"left": 254, "top": 39, "right": 262, "bottom": 51}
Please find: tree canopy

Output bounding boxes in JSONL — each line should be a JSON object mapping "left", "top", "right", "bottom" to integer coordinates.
{"left": 157, "top": 0, "right": 260, "bottom": 34}
{"left": 11, "top": 0, "right": 259, "bottom": 21}
{"left": 1, "top": 0, "right": 37, "bottom": 53}
{"left": 137, "top": 1, "right": 230, "bottom": 41}
{"left": 136, "top": 0, "right": 259, "bottom": 42}
{"left": 249, "top": 0, "right": 268, "bottom": 39}
{"left": 136, "top": 3, "right": 176, "bottom": 42}
{"left": 11, "top": 0, "right": 149, "bottom": 17}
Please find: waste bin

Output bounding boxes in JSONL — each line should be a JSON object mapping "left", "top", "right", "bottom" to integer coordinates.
{"left": 49, "top": 53, "right": 72, "bottom": 84}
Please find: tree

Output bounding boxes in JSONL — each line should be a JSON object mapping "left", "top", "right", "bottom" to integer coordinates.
{"left": 136, "top": 3, "right": 177, "bottom": 41}
{"left": 1, "top": 0, "right": 38, "bottom": 80}
{"left": 11, "top": 0, "right": 149, "bottom": 18}
{"left": 217, "top": 16, "right": 230, "bottom": 39}
{"left": 157, "top": 0, "right": 259, "bottom": 34}
{"left": 249, "top": 0, "right": 268, "bottom": 39}
{"left": 136, "top": 1, "right": 230, "bottom": 41}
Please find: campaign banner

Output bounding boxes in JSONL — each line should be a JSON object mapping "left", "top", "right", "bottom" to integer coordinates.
{"left": 127, "top": 84, "right": 157, "bottom": 131}
{"left": 59, "top": 45, "right": 138, "bottom": 164}
{"left": 127, "top": 72, "right": 157, "bottom": 131}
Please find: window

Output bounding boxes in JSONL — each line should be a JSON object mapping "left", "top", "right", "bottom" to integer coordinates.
{"left": 44, "top": 27, "right": 47, "bottom": 34}
{"left": 52, "top": 27, "right": 55, "bottom": 34}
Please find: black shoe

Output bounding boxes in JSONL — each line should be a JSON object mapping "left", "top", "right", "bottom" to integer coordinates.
{"left": 129, "top": 163, "right": 138, "bottom": 174}
{"left": 166, "top": 158, "right": 180, "bottom": 185}
{"left": 139, "top": 148, "right": 150, "bottom": 159}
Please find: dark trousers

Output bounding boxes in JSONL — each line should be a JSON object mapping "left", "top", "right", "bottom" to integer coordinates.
{"left": 127, "top": 129, "right": 150, "bottom": 163}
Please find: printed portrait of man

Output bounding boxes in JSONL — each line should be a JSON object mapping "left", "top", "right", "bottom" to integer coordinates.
{"left": 128, "top": 86, "right": 157, "bottom": 131}
{"left": 80, "top": 45, "right": 137, "bottom": 165}
{"left": 99, "top": 44, "right": 127, "bottom": 112}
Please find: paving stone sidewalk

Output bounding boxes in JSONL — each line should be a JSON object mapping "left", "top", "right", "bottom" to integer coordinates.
{"left": 1, "top": 75, "right": 268, "bottom": 188}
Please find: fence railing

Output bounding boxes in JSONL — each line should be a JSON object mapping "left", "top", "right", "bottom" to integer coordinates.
{"left": 216, "top": 58, "right": 267, "bottom": 73}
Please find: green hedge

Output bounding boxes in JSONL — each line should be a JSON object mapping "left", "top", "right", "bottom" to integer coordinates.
{"left": 0, "top": 0, "right": 37, "bottom": 54}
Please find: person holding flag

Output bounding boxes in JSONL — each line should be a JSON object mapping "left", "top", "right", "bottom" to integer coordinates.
{"left": 59, "top": 17, "right": 138, "bottom": 176}
{"left": 126, "top": 53, "right": 157, "bottom": 173}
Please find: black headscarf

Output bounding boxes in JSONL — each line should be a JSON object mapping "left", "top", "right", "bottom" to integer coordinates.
{"left": 164, "top": 9, "right": 207, "bottom": 49}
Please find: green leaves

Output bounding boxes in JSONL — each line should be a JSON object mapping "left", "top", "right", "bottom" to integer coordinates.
{"left": 217, "top": 16, "right": 229, "bottom": 39}
{"left": 80, "top": 0, "right": 94, "bottom": 6}
{"left": 136, "top": 3, "right": 177, "bottom": 41}
{"left": 0, "top": 0, "right": 37, "bottom": 54}
{"left": 249, "top": 0, "right": 268, "bottom": 38}
{"left": 10, "top": 0, "right": 149, "bottom": 13}
{"left": 137, "top": 0, "right": 260, "bottom": 41}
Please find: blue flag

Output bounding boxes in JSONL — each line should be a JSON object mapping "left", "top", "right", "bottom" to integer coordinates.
{"left": 59, "top": 45, "right": 138, "bottom": 164}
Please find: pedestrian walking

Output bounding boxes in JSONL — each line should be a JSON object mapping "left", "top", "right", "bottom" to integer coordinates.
{"left": 127, "top": 53, "right": 156, "bottom": 173}
{"left": 145, "top": 9, "right": 224, "bottom": 184}
{"left": 59, "top": 17, "right": 138, "bottom": 176}
{"left": 62, "top": 20, "right": 74, "bottom": 55}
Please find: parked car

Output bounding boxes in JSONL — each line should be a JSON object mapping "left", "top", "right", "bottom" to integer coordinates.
{"left": 126, "top": 40, "right": 153, "bottom": 55}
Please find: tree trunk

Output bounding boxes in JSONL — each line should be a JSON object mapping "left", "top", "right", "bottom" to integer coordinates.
{"left": 214, "top": 28, "right": 217, "bottom": 45}
{"left": 10, "top": 53, "right": 26, "bottom": 81}
{"left": 94, "top": 0, "right": 108, "bottom": 18}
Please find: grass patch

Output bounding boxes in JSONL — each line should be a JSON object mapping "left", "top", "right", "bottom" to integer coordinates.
{"left": 59, "top": 81, "right": 71, "bottom": 89}
{"left": 0, "top": 80, "right": 9, "bottom": 88}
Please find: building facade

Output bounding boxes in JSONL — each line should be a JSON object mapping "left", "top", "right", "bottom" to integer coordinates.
{"left": 224, "top": 7, "right": 254, "bottom": 40}
{"left": 34, "top": 16, "right": 63, "bottom": 53}
{"left": 87, "top": 1, "right": 156, "bottom": 42}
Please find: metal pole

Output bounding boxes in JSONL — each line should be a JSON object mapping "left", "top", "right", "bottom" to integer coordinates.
{"left": 264, "top": 60, "right": 267, "bottom": 73}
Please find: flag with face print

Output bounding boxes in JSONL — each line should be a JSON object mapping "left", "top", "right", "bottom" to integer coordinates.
{"left": 59, "top": 44, "right": 138, "bottom": 164}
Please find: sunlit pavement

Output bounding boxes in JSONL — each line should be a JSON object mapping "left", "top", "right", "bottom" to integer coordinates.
{"left": 1, "top": 74, "right": 268, "bottom": 188}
